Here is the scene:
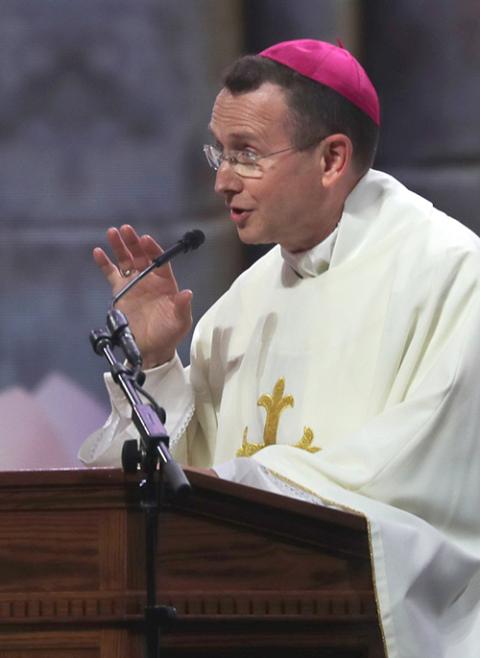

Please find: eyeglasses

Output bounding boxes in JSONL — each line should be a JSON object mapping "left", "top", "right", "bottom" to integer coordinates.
{"left": 203, "top": 136, "right": 328, "bottom": 179}
{"left": 203, "top": 144, "right": 298, "bottom": 179}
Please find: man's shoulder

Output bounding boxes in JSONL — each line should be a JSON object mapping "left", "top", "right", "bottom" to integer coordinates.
{"left": 362, "top": 169, "right": 480, "bottom": 255}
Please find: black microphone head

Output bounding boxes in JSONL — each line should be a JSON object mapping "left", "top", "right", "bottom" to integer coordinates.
{"left": 181, "top": 229, "right": 205, "bottom": 252}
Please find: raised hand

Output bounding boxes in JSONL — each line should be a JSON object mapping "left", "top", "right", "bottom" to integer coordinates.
{"left": 94, "top": 224, "right": 193, "bottom": 368}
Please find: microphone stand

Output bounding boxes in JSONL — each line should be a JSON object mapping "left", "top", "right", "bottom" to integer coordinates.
{"left": 90, "top": 316, "right": 191, "bottom": 658}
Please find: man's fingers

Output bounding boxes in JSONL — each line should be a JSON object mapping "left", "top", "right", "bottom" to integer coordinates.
{"left": 140, "top": 235, "right": 167, "bottom": 277}
{"left": 119, "top": 225, "right": 152, "bottom": 271}
{"left": 93, "top": 247, "right": 119, "bottom": 280}
{"left": 97, "top": 225, "right": 178, "bottom": 286}
{"left": 92, "top": 246, "right": 135, "bottom": 290}
{"left": 176, "top": 288, "right": 193, "bottom": 304}
{"left": 102, "top": 225, "right": 150, "bottom": 278}
{"left": 104, "top": 227, "right": 137, "bottom": 274}
{"left": 175, "top": 289, "right": 193, "bottom": 319}
{"left": 140, "top": 234, "right": 164, "bottom": 261}
{"left": 139, "top": 234, "right": 181, "bottom": 282}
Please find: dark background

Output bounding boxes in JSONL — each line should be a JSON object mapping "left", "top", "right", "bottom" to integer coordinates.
{"left": 0, "top": 0, "right": 478, "bottom": 454}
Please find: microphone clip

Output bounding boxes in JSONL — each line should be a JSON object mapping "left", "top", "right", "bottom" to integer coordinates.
{"left": 90, "top": 310, "right": 145, "bottom": 387}
{"left": 106, "top": 308, "right": 143, "bottom": 369}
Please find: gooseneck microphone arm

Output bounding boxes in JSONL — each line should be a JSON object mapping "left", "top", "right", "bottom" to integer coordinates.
{"left": 111, "top": 229, "right": 205, "bottom": 308}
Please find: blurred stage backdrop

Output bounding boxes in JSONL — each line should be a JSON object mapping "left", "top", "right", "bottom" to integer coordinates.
{"left": 0, "top": 0, "right": 479, "bottom": 467}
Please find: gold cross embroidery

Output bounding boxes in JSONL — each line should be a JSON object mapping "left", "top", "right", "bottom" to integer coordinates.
{"left": 236, "top": 378, "right": 320, "bottom": 457}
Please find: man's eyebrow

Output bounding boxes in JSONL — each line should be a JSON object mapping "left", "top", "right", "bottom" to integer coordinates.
{"left": 207, "top": 127, "right": 260, "bottom": 144}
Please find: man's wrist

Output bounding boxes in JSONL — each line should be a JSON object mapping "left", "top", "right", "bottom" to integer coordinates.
{"left": 143, "top": 351, "right": 175, "bottom": 370}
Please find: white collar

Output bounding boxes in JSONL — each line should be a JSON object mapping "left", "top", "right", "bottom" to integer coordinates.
{"left": 280, "top": 223, "right": 340, "bottom": 278}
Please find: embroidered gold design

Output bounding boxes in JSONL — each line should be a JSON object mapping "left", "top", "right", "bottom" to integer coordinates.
{"left": 293, "top": 426, "right": 319, "bottom": 453}
{"left": 237, "top": 378, "right": 320, "bottom": 457}
{"left": 237, "top": 427, "right": 264, "bottom": 457}
{"left": 259, "top": 378, "right": 293, "bottom": 446}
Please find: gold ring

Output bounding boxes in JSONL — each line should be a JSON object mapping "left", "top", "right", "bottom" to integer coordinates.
{"left": 120, "top": 268, "right": 133, "bottom": 278}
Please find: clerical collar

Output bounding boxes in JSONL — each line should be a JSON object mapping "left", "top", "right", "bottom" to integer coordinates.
{"left": 281, "top": 223, "right": 340, "bottom": 277}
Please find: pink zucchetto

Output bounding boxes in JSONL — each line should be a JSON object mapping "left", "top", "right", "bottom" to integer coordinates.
{"left": 259, "top": 39, "right": 380, "bottom": 126}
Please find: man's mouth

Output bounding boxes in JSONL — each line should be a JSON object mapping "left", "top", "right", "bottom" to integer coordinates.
{"left": 229, "top": 207, "right": 252, "bottom": 223}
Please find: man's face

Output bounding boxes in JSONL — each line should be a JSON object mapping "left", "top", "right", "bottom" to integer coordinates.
{"left": 208, "top": 82, "right": 331, "bottom": 253}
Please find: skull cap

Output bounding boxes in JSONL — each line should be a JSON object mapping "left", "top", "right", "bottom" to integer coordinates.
{"left": 259, "top": 39, "right": 380, "bottom": 125}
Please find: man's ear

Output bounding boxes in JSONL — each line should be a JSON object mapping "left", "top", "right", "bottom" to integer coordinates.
{"left": 319, "top": 133, "right": 353, "bottom": 187}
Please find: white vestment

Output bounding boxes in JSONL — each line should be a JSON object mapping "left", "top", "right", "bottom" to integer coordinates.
{"left": 80, "top": 170, "right": 480, "bottom": 658}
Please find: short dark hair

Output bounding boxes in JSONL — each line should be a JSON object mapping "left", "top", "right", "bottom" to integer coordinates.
{"left": 223, "top": 55, "right": 379, "bottom": 174}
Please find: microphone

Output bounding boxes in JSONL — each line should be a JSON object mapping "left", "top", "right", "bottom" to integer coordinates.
{"left": 112, "top": 229, "right": 205, "bottom": 308}
{"left": 152, "top": 229, "right": 205, "bottom": 267}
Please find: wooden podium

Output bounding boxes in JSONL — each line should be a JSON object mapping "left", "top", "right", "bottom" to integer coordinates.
{"left": 0, "top": 468, "right": 385, "bottom": 657}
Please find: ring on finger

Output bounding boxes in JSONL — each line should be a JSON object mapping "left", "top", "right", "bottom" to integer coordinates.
{"left": 120, "top": 267, "right": 134, "bottom": 278}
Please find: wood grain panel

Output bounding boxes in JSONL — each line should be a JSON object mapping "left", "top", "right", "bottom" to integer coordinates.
{"left": 0, "top": 511, "right": 100, "bottom": 592}
{"left": 0, "top": 468, "right": 385, "bottom": 657}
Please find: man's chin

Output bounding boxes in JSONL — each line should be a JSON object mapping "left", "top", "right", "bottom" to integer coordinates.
{"left": 235, "top": 226, "right": 270, "bottom": 246}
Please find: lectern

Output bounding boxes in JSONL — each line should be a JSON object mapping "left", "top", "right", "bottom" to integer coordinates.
{"left": 0, "top": 468, "right": 385, "bottom": 657}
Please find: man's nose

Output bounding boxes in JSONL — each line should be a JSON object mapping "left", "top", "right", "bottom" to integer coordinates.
{"left": 214, "top": 162, "right": 243, "bottom": 196}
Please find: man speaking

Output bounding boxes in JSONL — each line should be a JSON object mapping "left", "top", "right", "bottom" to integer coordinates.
{"left": 80, "top": 40, "right": 480, "bottom": 657}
